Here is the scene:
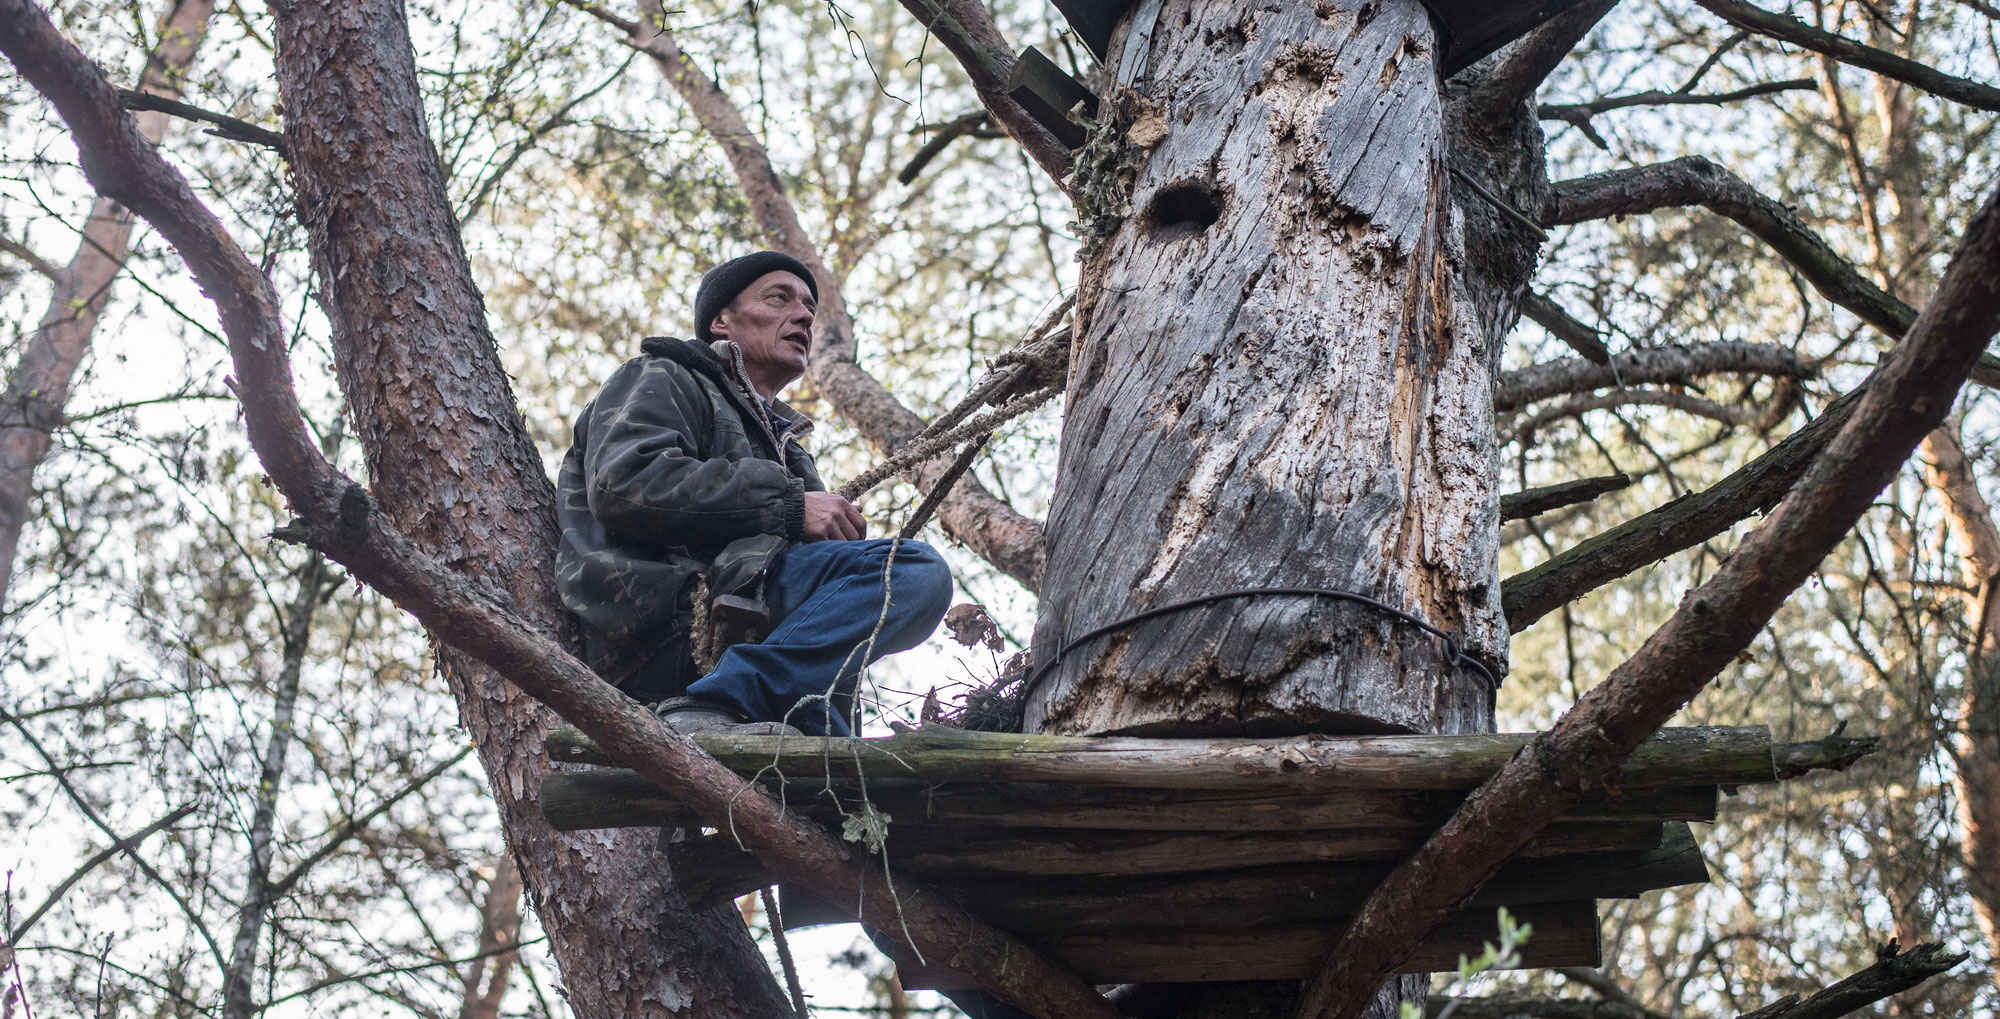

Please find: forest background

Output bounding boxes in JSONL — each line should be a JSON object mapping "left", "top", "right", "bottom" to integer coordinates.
{"left": 0, "top": 0, "right": 1996, "bottom": 1016}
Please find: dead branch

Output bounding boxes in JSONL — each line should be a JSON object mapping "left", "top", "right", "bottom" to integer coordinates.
{"left": 1457, "top": 0, "right": 1619, "bottom": 122}
{"left": 1734, "top": 941, "right": 1967, "bottom": 1018}
{"left": 1549, "top": 156, "right": 1916, "bottom": 339}
{"left": 1497, "top": 341, "right": 1810, "bottom": 413}
{"left": 1691, "top": 0, "right": 2000, "bottom": 111}
{"left": 897, "top": 110, "right": 999, "bottom": 185}
{"left": 1501, "top": 474, "right": 1632, "bottom": 522}
{"left": 1508, "top": 389, "right": 1765, "bottom": 441}
{"left": 0, "top": 236, "right": 61, "bottom": 282}
{"left": 1295, "top": 177, "right": 2000, "bottom": 1019}
{"left": 1541, "top": 78, "right": 1817, "bottom": 143}
{"left": 1428, "top": 997, "right": 1652, "bottom": 1018}
{"left": 0, "top": 8, "right": 1116, "bottom": 1014}
{"left": 1521, "top": 290, "right": 1610, "bottom": 363}
{"left": 117, "top": 89, "right": 286, "bottom": 153}
{"left": 5, "top": 800, "right": 197, "bottom": 945}
{"left": 1772, "top": 728, "right": 1881, "bottom": 779}
{"left": 891, "top": 0, "right": 1074, "bottom": 187}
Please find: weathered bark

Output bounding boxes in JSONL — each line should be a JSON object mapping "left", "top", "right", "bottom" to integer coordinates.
{"left": 261, "top": 2, "right": 790, "bottom": 1014}
{"left": 1027, "top": 0, "right": 1503, "bottom": 743}
{"left": 0, "top": 0, "right": 214, "bottom": 612}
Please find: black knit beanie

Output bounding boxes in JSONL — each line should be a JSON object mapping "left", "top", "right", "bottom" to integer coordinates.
{"left": 693, "top": 251, "right": 819, "bottom": 342}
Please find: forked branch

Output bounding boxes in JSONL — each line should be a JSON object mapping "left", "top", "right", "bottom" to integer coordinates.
{"left": 1691, "top": 0, "right": 2000, "bottom": 112}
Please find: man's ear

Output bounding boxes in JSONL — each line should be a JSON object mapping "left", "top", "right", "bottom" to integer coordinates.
{"left": 708, "top": 311, "right": 730, "bottom": 339}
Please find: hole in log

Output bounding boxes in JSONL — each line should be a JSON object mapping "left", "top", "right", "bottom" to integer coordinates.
{"left": 1145, "top": 180, "right": 1225, "bottom": 240}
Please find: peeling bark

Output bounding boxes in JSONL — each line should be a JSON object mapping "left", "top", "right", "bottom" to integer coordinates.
{"left": 263, "top": 2, "right": 789, "bottom": 1014}
{"left": 0, "top": 0, "right": 214, "bottom": 612}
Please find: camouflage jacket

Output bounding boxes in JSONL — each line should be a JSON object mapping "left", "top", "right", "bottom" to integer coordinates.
{"left": 555, "top": 336, "right": 824, "bottom": 700}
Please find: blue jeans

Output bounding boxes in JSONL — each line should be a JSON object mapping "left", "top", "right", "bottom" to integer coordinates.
{"left": 685, "top": 538, "right": 953, "bottom": 736}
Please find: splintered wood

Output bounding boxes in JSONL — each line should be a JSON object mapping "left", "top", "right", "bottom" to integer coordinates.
{"left": 539, "top": 724, "right": 1856, "bottom": 985}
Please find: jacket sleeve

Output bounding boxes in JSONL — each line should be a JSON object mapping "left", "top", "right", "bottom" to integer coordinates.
{"left": 579, "top": 358, "right": 807, "bottom": 546}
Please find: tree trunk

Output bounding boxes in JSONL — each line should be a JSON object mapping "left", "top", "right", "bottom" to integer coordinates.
{"left": 265, "top": 2, "right": 790, "bottom": 1015}
{"left": 0, "top": 0, "right": 214, "bottom": 611}
{"left": 1027, "top": 1, "right": 1505, "bottom": 1013}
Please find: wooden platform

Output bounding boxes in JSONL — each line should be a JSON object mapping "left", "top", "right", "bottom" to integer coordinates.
{"left": 542, "top": 724, "right": 1862, "bottom": 985}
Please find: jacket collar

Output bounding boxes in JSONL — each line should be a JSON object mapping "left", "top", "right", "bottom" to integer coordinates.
{"left": 639, "top": 336, "right": 813, "bottom": 445}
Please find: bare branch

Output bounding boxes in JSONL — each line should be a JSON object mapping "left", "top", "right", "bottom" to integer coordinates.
{"left": 1509, "top": 388, "right": 1767, "bottom": 440}
{"left": 1550, "top": 156, "right": 1916, "bottom": 338}
{"left": 1427, "top": 997, "right": 1653, "bottom": 1018}
{"left": 1691, "top": 0, "right": 2000, "bottom": 111}
{"left": 1295, "top": 177, "right": 2000, "bottom": 1019}
{"left": 1520, "top": 290, "right": 1610, "bottom": 363}
{"left": 117, "top": 89, "right": 286, "bottom": 152}
{"left": 891, "top": 0, "right": 1075, "bottom": 188}
{"left": 1497, "top": 341, "right": 1811, "bottom": 413}
{"left": 1735, "top": 941, "right": 1967, "bottom": 1018}
{"left": 1459, "top": 0, "right": 1619, "bottom": 121}
{"left": 0, "top": 9, "right": 1117, "bottom": 1014}
{"left": 5, "top": 801, "right": 198, "bottom": 945}
{"left": 1540, "top": 78, "right": 1817, "bottom": 136}
{"left": 897, "top": 110, "right": 997, "bottom": 185}
{"left": 1501, "top": 474, "right": 1632, "bottom": 522}
{"left": 0, "top": 236, "right": 61, "bottom": 282}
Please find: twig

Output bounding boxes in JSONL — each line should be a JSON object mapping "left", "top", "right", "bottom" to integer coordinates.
{"left": 760, "top": 887, "right": 808, "bottom": 1018}
{"left": 1691, "top": 0, "right": 2000, "bottom": 111}
{"left": 5, "top": 801, "right": 198, "bottom": 945}
{"left": 116, "top": 89, "right": 286, "bottom": 152}
{"left": 899, "top": 436, "right": 987, "bottom": 539}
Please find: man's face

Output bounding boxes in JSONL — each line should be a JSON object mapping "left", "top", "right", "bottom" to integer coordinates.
{"left": 711, "top": 269, "right": 817, "bottom": 398}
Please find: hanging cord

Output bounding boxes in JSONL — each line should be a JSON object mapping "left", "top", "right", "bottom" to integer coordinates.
{"left": 1023, "top": 587, "right": 1502, "bottom": 702}
{"left": 760, "top": 886, "right": 810, "bottom": 1017}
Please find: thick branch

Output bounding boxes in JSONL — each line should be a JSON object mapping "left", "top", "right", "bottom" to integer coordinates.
{"left": 1459, "top": 0, "right": 1619, "bottom": 121}
{"left": 1427, "top": 998, "right": 1652, "bottom": 1019}
{"left": 1550, "top": 156, "right": 1916, "bottom": 338}
{"left": 1297, "top": 178, "right": 2000, "bottom": 1018}
{"left": 1691, "top": 0, "right": 2000, "bottom": 112}
{"left": 1735, "top": 941, "right": 1967, "bottom": 1018}
{"left": 0, "top": 6, "right": 1114, "bottom": 1016}
{"left": 1496, "top": 341, "right": 1810, "bottom": 413}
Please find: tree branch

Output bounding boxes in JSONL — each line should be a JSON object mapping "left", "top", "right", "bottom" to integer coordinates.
{"left": 1550, "top": 156, "right": 1916, "bottom": 338}
{"left": 0, "top": 8, "right": 1116, "bottom": 1013}
{"left": 1501, "top": 474, "right": 1632, "bottom": 522}
{"left": 1426, "top": 997, "right": 1653, "bottom": 1018}
{"left": 5, "top": 801, "right": 198, "bottom": 945}
{"left": 1540, "top": 78, "right": 1817, "bottom": 143}
{"left": 1297, "top": 178, "right": 2000, "bottom": 1019}
{"left": 1691, "top": 0, "right": 2000, "bottom": 112}
{"left": 1520, "top": 290, "right": 1610, "bottom": 363}
{"left": 1496, "top": 341, "right": 1811, "bottom": 413}
{"left": 117, "top": 89, "right": 287, "bottom": 153}
{"left": 891, "top": 0, "right": 1074, "bottom": 188}
{"left": 1458, "top": 0, "right": 1619, "bottom": 122}
{"left": 0, "top": 236, "right": 61, "bottom": 281}
{"left": 1734, "top": 941, "right": 1967, "bottom": 1018}
{"left": 897, "top": 110, "right": 997, "bottom": 185}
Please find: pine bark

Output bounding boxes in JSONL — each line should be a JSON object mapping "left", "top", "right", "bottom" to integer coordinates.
{"left": 265, "top": 2, "right": 789, "bottom": 1015}
{"left": 1025, "top": 1, "right": 1510, "bottom": 1014}
{"left": 0, "top": 0, "right": 214, "bottom": 611}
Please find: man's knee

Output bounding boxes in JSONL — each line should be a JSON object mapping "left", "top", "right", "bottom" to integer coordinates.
{"left": 888, "top": 539, "right": 953, "bottom": 620}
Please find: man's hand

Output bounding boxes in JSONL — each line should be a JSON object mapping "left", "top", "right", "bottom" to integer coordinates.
{"left": 803, "top": 491, "right": 867, "bottom": 541}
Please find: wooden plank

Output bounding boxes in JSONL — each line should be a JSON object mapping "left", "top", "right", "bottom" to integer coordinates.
{"left": 678, "top": 821, "right": 1706, "bottom": 916}
{"left": 876, "top": 822, "right": 1665, "bottom": 878}
{"left": 545, "top": 724, "right": 1778, "bottom": 790}
{"left": 538, "top": 767, "right": 1719, "bottom": 832}
{"left": 892, "top": 900, "right": 1602, "bottom": 988}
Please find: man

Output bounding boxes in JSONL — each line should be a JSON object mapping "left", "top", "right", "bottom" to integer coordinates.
{"left": 555, "top": 250, "right": 954, "bottom": 737}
